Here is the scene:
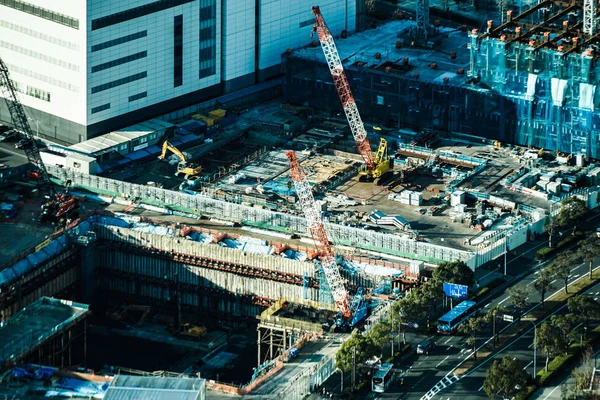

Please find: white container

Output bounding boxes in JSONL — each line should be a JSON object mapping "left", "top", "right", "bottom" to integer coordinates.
{"left": 451, "top": 191, "right": 465, "bottom": 206}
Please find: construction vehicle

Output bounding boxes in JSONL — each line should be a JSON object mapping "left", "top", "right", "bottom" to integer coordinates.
{"left": 311, "top": 7, "right": 391, "bottom": 182}
{"left": 158, "top": 141, "right": 202, "bottom": 179}
{"left": 168, "top": 322, "right": 207, "bottom": 341}
{"left": 287, "top": 150, "right": 366, "bottom": 329}
{"left": 106, "top": 305, "right": 151, "bottom": 327}
{"left": 493, "top": 141, "right": 502, "bottom": 149}
{"left": 0, "top": 57, "right": 79, "bottom": 223}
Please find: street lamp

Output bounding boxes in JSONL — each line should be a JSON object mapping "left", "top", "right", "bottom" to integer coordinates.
{"left": 530, "top": 321, "right": 537, "bottom": 380}
{"left": 27, "top": 116, "right": 39, "bottom": 137}
{"left": 335, "top": 368, "right": 344, "bottom": 393}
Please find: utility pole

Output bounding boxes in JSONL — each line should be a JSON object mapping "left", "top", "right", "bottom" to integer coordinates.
{"left": 352, "top": 345, "right": 356, "bottom": 392}
{"left": 391, "top": 310, "right": 394, "bottom": 356}
{"left": 530, "top": 321, "right": 537, "bottom": 378}
{"left": 492, "top": 311, "right": 497, "bottom": 348}
{"left": 504, "top": 232, "right": 508, "bottom": 275}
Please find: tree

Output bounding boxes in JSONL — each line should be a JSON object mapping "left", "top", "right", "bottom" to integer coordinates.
{"left": 555, "top": 197, "right": 587, "bottom": 235}
{"left": 483, "top": 355, "right": 528, "bottom": 399}
{"left": 432, "top": 260, "right": 474, "bottom": 288}
{"left": 485, "top": 305, "right": 505, "bottom": 348}
{"left": 391, "top": 298, "right": 424, "bottom": 344}
{"left": 550, "top": 314, "right": 578, "bottom": 348}
{"left": 368, "top": 321, "right": 391, "bottom": 350}
{"left": 537, "top": 321, "right": 568, "bottom": 371}
{"left": 578, "top": 234, "right": 600, "bottom": 279}
{"left": 335, "top": 332, "right": 379, "bottom": 372}
{"left": 507, "top": 285, "right": 528, "bottom": 314}
{"left": 568, "top": 296, "right": 600, "bottom": 325}
{"left": 457, "top": 316, "right": 486, "bottom": 360}
{"left": 549, "top": 250, "right": 576, "bottom": 294}
{"left": 533, "top": 268, "right": 553, "bottom": 308}
{"left": 573, "top": 346, "right": 594, "bottom": 391}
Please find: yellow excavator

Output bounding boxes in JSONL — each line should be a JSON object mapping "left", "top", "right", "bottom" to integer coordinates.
{"left": 358, "top": 138, "right": 392, "bottom": 181}
{"left": 158, "top": 141, "right": 202, "bottom": 179}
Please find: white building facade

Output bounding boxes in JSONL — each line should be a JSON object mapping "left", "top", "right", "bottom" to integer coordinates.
{"left": 0, "top": 0, "right": 356, "bottom": 144}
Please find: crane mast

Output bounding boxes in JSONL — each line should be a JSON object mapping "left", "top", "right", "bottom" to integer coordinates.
{"left": 0, "top": 57, "right": 53, "bottom": 198}
{"left": 286, "top": 150, "right": 351, "bottom": 318}
{"left": 311, "top": 6, "right": 375, "bottom": 170}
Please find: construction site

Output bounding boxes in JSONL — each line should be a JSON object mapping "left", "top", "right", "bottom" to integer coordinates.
{"left": 1, "top": 2, "right": 600, "bottom": 399}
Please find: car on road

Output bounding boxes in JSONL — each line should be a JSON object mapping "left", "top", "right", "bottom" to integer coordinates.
{"left": 416, "top": 338, "right": 434, "bottom": 355}
{"left": 15, "top": 138, "right": 29, "bottom": 149}
{"left": 0, "top": 130, "right": 19, "bottom": 142}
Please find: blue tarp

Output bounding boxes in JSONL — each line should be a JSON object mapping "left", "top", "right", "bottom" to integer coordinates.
{"left": 58, "top": 377, "right": 109, "bottom": 395}
{"left": 0, "top": 235, "right": 70, "bottom": 286}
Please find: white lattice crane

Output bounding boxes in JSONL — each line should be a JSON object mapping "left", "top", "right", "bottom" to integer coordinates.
{"left": 311, "top": 6, "right": 391, "bottom": 180}
{"left": 286, "top": 150, "right": 351, "bottom": 318}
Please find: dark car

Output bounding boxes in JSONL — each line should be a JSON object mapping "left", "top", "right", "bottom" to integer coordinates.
{"left": 15, "top": 138, "right": 29, "bottom": 149}
{"left": 0, "top": 130, "right": 19, "bottom": 142}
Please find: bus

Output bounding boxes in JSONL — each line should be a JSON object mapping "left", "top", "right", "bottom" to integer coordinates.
{"left": 437, "top": 300, "right": 477, "bottom": 334}
{"left": 372, "top": 363, "right": 394, "bottom": 393}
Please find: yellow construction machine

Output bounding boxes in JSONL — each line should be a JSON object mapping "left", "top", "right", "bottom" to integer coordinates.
{"left": 158, "top": 141, "right": 202, "bottom": 179}
{"left": 358, "top": 138, "right": 392, "bottom": 181}
{"left": 169, "top": 322, "right": 207, "bottom": 341}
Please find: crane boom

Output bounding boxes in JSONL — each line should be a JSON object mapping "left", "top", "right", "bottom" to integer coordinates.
{"left": 311, "top": 6, "right": 375, "bottom": 170}
{"left": 286, "top": 150, "right": 351, "bottom": 318}
{"left": 0, "top": 57, "right": 53, "bottom": 197}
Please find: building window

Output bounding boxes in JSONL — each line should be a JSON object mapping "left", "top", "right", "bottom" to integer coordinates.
{"left": 91, "top": 103, "right": 110, "bottom": 114}
{"left": 299, "top": 19, "right": 313, "bottom": 28}
{"left": 149, "top": 133, "right": 156, "bottom": 140}
{"left": 0, "top": 20, "right": 79, "bottom": 51}
{"left": 199, "top": 0, "right": 216, "bottom": 79}
{"left": 174, "top": 15, "right": 183, "bottom": 87}
{"left": 91, "top": 51, "right": 147, "bottom": 73}
{"left": 140, "top": 137, "right": 148, "bottom": 143}
{"left": 119, "top": 144, "right": 128, "bottom": 151}
{"left": 129, "top": 91, "right": 147, "bottom": 102}
{"left": 0, "top": 40, "right": 80, "bottom": 72}
{"left": 12, "top": 80, "right": 51, "bottom": 102}
{"left": 0, "top": 0, "right": 79, "bottom": 29}
{"left": 91, "top": 72, "right": 147, "bottom": 94}
{"left": 73, "top": 162, "right": 81, "bottom": 168}
{"left": 91, "top": 0, "right": 194, "bottom": 31}
{"left": 91, "top": 31, "right": 147, "bottom": 52}
{"left": 4, "top": 62, "right": 78, "bottom": 92}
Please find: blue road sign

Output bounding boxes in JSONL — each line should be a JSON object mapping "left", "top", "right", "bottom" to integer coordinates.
{"left": 443, "top": 282, "right": 468, "bottom": 299}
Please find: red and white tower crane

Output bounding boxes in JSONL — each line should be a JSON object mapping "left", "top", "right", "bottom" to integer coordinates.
{"left": 311, "top": 6, "right": 375, "bottom": 170}
{"left": 311, "top": 7, "right": 391, "bottom": 179}
{"left": 286, "top": 150, "right": 351, "bottom": 318}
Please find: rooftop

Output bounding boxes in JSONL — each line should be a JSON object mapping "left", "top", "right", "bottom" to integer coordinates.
{"left": 104, "top": 375, "right": 205, "bottom": 400}
{"left": 0, "top": 298, "right": 89, "bottom": 366}
{"left": 291, "top": 20, "right": 471, "bottom": 85}
{"left": 68, "top": 119, "right": 173, "bottom": 156}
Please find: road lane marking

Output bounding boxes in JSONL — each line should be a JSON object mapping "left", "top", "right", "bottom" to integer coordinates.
{"left": 446, "top": 345, "right": 453, "bottom": 351}
{"left": 498, "top": 297, "right": 510, "bottom": 305}
{"left": 484, "top": 303, "right": 491, "bottom": 308}
{"left": 412, "top": 376, "right": 425, "bottom": 389}
{"left": 550, "top": 279, "right": 557, "bottom": 284}
{"left": 478, "top": 385, "right": 484, "bottom": 392}
{"left": 444, "top": 338, "right": 452, "bottom": 344}
{"left": 437, "top": 356, "right": 450, "bottom": 367}
{"left": 523, "top": 360, "right": 533, "bottom": 370}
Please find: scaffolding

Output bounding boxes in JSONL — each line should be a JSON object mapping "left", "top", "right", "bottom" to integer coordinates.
{"left": 256, "top": 297, "right": 336, "bottom": 365}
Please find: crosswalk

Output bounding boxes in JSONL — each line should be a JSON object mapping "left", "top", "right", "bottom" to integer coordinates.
{"left": 420, "top": 373, "right": 460, "bottom": 400}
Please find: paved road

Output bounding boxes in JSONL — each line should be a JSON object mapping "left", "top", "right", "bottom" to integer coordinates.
{"left": 0, "top": 141, "right": 28, "bottom": 167}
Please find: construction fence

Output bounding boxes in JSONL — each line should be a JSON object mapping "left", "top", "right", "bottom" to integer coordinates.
{"left": 48, "top": 166, "right": 476, "bottom": 267}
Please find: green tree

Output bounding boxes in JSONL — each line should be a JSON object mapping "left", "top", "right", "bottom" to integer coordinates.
{"left": 568, "top": 296, "right": 600, "bottom": 325}
{"left": 391, "top": 298, "right": 424, "bottom": 344}
{"left": 549, "top": 250, "right": 576, "bottom": 293}
{"left": 367, "top": 321, "right": 391, "bottom": 350}
{"left": 507, "top": 284, "right": 528, "bottom": 313}
{"left": 485, "top": 305, "right": 505, "bottom": 348}
{"left": 335, "top": 332, "right": 379, "bottom": 372}
{"left": 550, "top": 314, "right": 578, "bottom": 348}
{"left": 578, "top": 234, "right": 600, "bottom": 279}
{"left": 537, "top": 321, "right": 568, "bottom": 371}
{"left": 457, "top": 316, "right": 486, "bottom": 360}
{"left": 483, "top": 355, "right": 528, "bottom": 399}
{"left": 533, "top": 268, "right": 553, "bottom": 308}
{"left": 433, "top": 260, "right": 474, "bottom": 288}
{"left": 572, "top": 346, "right": 594, "bottom": 391}
{"left": 555, "top": 197, "right": 587, "bottom": 234}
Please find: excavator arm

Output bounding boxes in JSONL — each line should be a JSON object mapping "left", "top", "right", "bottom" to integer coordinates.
{"left": 159, "top": 141, "right": 187, "bottom": 163}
